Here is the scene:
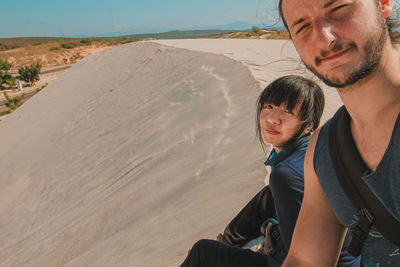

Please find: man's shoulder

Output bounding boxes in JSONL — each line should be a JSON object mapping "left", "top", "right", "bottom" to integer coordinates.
{"left": 312, "top": 119, "right": 332, "bottom": 157}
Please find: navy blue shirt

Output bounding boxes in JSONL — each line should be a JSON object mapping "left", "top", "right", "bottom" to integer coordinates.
{"left": 265, "top": 135, "right": 308, "bottom": 253}
{"left": 265, "top": 135, "right": 360, "bottom": 266}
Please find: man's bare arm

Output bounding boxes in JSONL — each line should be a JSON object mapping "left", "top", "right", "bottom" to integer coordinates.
{"left": 282, "top": 128, "right": 347, "bottom": 267}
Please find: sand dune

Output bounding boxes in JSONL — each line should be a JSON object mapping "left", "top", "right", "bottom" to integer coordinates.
{"left": 153, "top": 39, "right": 342, "bottom": 122}
{"left": 0, "top": 40, "right": 342, "bottom": 267}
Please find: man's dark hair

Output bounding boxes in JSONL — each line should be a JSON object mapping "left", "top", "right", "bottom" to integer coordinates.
{"left": 256, "top": 75, "right": 325, "bottom": 149}
{"left": 278, "top": 0, "right": 399, "bottom": 43}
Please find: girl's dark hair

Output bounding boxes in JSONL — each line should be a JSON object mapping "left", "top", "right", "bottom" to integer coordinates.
{"left": 256, "top": 75, "right": 325, "bottom": 149}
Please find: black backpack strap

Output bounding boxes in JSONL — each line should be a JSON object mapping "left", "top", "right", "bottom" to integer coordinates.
{"left": 328, "top": 106, "right": 400, "bottom": 256}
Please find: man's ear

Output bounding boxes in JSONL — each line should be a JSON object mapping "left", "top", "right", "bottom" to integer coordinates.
{"left": 379, "top": 0, "right": 393, "bottom": 18}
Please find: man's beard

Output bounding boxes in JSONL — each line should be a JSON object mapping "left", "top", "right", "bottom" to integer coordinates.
{"left": 304, "top": 16, "right": 387, "bottom": 88}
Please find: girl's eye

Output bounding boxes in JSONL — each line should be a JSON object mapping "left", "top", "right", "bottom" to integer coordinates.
{"left": 285, "top": 109, "right": 294, "bottom": 114}
{"left": 264, "top": 104, "right": 273, "bottom": 109}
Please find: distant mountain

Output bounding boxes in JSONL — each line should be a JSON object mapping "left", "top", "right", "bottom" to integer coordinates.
{"left": 89, "top": 21, "right": 285, "bottom": 38}
{"left": 177, "top": 21, "right": 263, "bottom": 31}
{"left": 121, "top": 30, "right": 239, "bottom": 40}
{"left": 0, "top": 30, "right": 243, "bottom": 49}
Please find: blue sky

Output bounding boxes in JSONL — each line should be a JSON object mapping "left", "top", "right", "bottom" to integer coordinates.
{"left": 0, "top": 0, "right": 280, "bottom": 38}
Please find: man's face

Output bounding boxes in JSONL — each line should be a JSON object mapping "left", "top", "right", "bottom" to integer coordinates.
{"left": 282, "top": 0, "right": 388, "bottom": 88}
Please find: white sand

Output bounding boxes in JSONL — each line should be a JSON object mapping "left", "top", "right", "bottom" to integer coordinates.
{"left": 152, "top": 39, "right": 342, "bottom": 122}
{"left": 0, "top": 40, "right": 342, "bottom": 267}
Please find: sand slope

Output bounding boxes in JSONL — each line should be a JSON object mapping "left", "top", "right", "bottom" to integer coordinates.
{"left": 0, "top": 42, "right": 267, "bottom": 266}
{"left": 153, "top": 39, "right": 342, "bottom": 122}
{"left": 0, "top": 40, "right": 342, "bottom": 266}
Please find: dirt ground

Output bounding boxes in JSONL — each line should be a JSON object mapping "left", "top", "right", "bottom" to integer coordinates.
{"left": 0, "top": 42, "right": 116, "bottom": 121}
{"left": 0, "top": 42, "right": 115, "bottom": 69}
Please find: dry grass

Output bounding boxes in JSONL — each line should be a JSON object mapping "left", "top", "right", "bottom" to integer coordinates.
{"left": 0, "top": 41, "right": 116, "bottom": 70}
{"left": 0, "top": 41, "right": 116, "bottom": 121}
{"left": 217, "top": 30, "right": 290, "bottom": 40}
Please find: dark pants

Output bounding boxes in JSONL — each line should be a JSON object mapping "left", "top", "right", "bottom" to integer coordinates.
{"left": 180, "top": 186, "right": 278, "bottom": 267}
{"left": 180, "top": 239, "right": 271, "bottom": 267}
{"left": 222, "top": 185, "right": 276, "bottom": 247}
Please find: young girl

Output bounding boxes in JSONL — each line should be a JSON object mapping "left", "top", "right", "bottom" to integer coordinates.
{"left": 180, "top": 75, "right": 359, "bottom": 267}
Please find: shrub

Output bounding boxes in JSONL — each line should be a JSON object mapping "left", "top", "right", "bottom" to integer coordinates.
{"left": 120, "top": 36, "right": 133, "bottom": 44}
{"left": 0, "top": 59, "right": 16, "bottom": 89}
{"left": 80, "top": 39, "right": 92, "bottom": 45}
{"left": 50, "top": 46, "right": 60, "bottom": 51}
{"left": 269, "top": 30, "right": 290, "bottom": 40}
{"left": 3, "top": 92, "right": 24, "bottom": 111}
{"left": 0, "top": 110, "right": 10, "bottom": 116}
{"left": 252, "top": 26, "right": 261, "bottom": 35}
{"left": 0, "top": 43, "right": 9, "bottom": 51}
{"left": 0, "top": 60, "right": 12, "bottom": 74}
{"left": 36, "top": 83, "right": 48, "bottom": 93}
{"left": 18, "top": 62, "right": 41, "bottom": 86}
{"left": 69, "top": 53, "right": 81, "bottom": 64}
{"left": 60, "top": 42, "right": 79, "bottom": 49}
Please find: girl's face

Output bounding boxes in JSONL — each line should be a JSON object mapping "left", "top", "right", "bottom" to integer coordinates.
{"left": 259, "top": 102, "right": 304, "bottom": 152}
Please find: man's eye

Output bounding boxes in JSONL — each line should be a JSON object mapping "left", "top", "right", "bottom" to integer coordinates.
{"left": 296, "top": 23, "right": 310, "bottom": 35}
{"left": 285, "top": 109, "right": 294, "bottom": 114}
{"left": 330, "top": 4, "right": 348, "bottom": 14}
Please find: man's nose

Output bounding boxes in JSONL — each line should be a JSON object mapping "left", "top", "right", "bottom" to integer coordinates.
{"left": 314, "top": 20, "right": 336, "bottom": 51}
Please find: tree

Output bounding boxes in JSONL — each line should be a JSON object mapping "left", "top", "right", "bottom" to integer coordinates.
{"left": 0, "top": 59, "right": 16, "bottom": 90}
{"left": 18, "top": 62, "right": 41, "bottom": 86}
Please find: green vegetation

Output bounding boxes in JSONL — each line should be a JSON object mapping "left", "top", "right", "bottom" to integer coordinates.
{"left": 80, "top": 39, "right": 92, "bottom": 45}
{"left": 252, "top": 26, "right": 261, "bottom": 35}
{"left": 3, "top": 92, "right": 24, "bottom": 111}
{"left": 59, "top": 39, "right": 91, "bottom": 49}
{"left": 269, "top": 30, "right": 290, "bottom": 40}
{"left": 0, "top": 37, "right": 75, "bottom": 51}
{"left": 0, "top": 110, "right": 10, "bottom": 116}
{"left": 50, "top": 46, "right": 60, "bottom": 51}
{"left": 36, "top": 83, "right": 48, "bottom": 93}
{"left": 0, "top": 29, "right": 292, "bottom": 54}
{"left": 18, "top": 63, "right": 41, "bottom": 86}
{"left": 69, "top": 53, "right": 81, "bottom": 63}
{"left": 119, "top": 36, "right": 134, "bottom": 44}
{"left": 0, "top": 59, "right": 16, "bottom": 90}
{"left": 60, "top": 42, "right": 80, "bottom": 49}
{"left": 0, "top": 30, "right": 240, "bottom": 49}
{"left": 121, "top": 30, "right": 236, "bottom": 40}
{"left": 0, "top": 42, "right": 20, "bottom": 51}
{"left": 0, "top": 43, "right": 10, "bottom": 51}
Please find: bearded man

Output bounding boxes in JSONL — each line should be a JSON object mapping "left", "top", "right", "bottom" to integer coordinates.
{"left": 278, "top": 0, "right": 400, "bottom": 266}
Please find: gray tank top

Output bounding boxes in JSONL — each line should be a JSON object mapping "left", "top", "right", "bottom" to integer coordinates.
{"left": 314, "top": 113, "right": 400, "bottom": 267}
